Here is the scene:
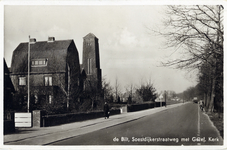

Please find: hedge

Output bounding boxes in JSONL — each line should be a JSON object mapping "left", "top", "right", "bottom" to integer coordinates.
{"left": 42, "top": 109, "right": 120, "bottom": 127}
{"left": 127, "top": 102, "right": 166, "bottom": 112}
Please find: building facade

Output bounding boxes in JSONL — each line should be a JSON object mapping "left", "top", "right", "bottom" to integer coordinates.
{"left": 10, "top": 33, "right": 102, "bottom": 112}
{"left": 10, "top": 37, "right": 79, "bottom": 111}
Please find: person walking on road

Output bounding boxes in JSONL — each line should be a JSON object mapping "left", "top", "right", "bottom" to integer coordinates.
{"left": 199, "top": 100, "right": 204, "bottom": 111}
{"left": 104, "top": 102, "right": 110, "bottom": 119}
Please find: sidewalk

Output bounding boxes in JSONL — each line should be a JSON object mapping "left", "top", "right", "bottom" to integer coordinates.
{"left": 4, "top": 103, "right": 186, "bottom": 145}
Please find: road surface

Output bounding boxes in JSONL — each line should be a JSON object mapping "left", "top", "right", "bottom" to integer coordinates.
{"left": 50, "top": 102, "right": 222, "bottom": 145}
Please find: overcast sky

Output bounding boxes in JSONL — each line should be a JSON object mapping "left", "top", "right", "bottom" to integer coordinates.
{"left": 4, "top": 5, "right": 198, "bottom": 93}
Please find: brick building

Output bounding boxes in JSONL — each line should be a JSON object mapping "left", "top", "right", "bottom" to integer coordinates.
{"left": 9, "top": 33, "right": 102, "bottom": 112}
{"left": 82, "top": 33, "right": 102, "bottom": 91}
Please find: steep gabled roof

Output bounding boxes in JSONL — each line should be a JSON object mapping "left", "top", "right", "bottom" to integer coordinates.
{"left": 4, "top": 59, "right": 10, "bottom": 74}
{"left": 11, "top": 40, "right": 74, "bottom": 74}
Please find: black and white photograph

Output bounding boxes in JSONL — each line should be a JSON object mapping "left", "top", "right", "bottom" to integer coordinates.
{"left": 2, "top": 1, "right": 225, "bottom": 149}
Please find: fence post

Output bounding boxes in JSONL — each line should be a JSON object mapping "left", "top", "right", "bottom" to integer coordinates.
{"left": 33, "top": 110, "right": 42, "bottom": 127}
{"left": 120, "top": 106, "right": 127, "bottom": 113}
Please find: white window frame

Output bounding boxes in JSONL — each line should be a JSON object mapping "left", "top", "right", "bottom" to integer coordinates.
{"left": 19, "top": 77, "right": 26, "bottom": 86}
{"left": 34, "top": 94, "right": 38, "bottom": 104}
{"left": 31, "top": 58, "right": 48, "bottom": 67}
{"left": 49, "top": 95, "right": 52, "bottom": 104}
{"left": 44, "top": 76, "right": 52, "bottom": 86}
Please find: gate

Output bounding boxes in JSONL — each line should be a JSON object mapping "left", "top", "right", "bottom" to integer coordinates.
{"left": 15, "top": 113, "right": 32, "bottom": 127}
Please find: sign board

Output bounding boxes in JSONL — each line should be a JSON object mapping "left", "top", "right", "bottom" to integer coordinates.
{"left": 15, "top": 113, "right": 32, "bottom": 127}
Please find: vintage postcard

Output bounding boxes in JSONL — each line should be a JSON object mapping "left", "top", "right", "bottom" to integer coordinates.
{"left": 2, "top": 1, "right": 225, "bottom": 149}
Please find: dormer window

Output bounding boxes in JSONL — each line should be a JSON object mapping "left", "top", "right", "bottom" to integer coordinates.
{"left": 31, "top": 59, "right": 48, "bottom": 67}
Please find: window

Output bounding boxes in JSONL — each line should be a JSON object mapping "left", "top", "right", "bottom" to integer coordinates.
{"left": 31, "top": 59, "right": 48, "bottom": 67}
{"left": 88, "top": 58, "right": 92, "bottom": 74}
{"left": 34, "top": 94, "right": 38, "bottom": 104}
{"left": 19, "top": 77, "right": 26, "bottom": 85}
{"left": 49, "top": 95, "right": 52, "bottom": 104}
{"left": 44, "top": 76, "right": 52, "bottom": 86}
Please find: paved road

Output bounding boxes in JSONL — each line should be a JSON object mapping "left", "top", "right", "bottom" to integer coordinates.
{"left": 4, "top": 103, "right": 181, "bottom": 145}
{"left": 50, "top": 102, "right": 223, "bottom": 145}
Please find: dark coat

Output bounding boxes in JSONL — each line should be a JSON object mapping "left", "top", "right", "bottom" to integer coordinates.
{"left": 104, "top": 103, "right": 109, "bottom": 118}
{"left": 104, "top": 104, "right": 109, "bottom": 113}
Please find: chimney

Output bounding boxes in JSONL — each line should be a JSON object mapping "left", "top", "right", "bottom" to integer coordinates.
{"left": 29, "top": 38, "right": 36, "bottom": 44}
{"left": 48, "top": 37, "right": 55, "bottom": 42}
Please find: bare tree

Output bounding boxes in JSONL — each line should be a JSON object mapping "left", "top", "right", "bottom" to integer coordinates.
{"left": 114, "top": 77, "right": 121, "bottom": 103}
{"left": 159, "top": 5, "right": 223, "bottom": 69}
{"left": 51, "top": 49, "right": 81, "bottom": 112}
{"left": 124, "top": 83, "right": 135, "bottom": 104}
{"left": 129, "top": 83, "right": 134, "bottom": 98}
{"left": 58, "top": 63, "right": 81, "bottom": 111}
{"left": 102, "top": 77, "right": 113, "bottom": 103}
{"left": 80, "top": 75, "right": 102, "bottom": 110}
{"left": 167, "top": 90, "right": 177, "bottom": 100}
{"left": 153, "top": 5, "right": 223, "bottom": 112}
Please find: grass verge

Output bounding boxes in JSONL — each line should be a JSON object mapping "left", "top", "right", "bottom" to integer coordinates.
{"left": 207, "top": 112, "right": 223, "bottom": 139}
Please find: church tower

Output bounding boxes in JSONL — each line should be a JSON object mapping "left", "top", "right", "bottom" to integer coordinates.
{"left": 82, "top": 33, "right": 102, "bottom": 90}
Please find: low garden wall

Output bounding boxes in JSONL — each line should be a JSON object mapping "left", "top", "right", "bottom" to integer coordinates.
{"left": 4, "top": 120, "right": 15, "bottom": 134}
{"left": 127, "top": 102, "right": 166, "bottom": 112}
{"left": 155, "top": 102, "right": 166, "bottom": 107}
{"left": 5, "top": 102, "right": 166, "bottom": 130}
{"left": 42, "top": 109, "right": 120, "bottom": 127}
{"left": 4, "top": 112, "right": 15, "bottom": 134}
{"left": 34, "top": 102, "right": 166, "bottom": 127}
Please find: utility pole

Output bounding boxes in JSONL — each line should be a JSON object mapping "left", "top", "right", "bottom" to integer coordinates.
{"left": 165, "top": 90, "right": 167, "bottom": 107}
{"left": 27, "top": 35, "right": 30, "bottom": 113}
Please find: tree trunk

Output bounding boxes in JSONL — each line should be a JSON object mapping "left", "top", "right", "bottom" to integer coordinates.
{"left": 204, "top": 93, "right": 206, "bottom": 107}
{"left": 67, "top": 96, "right": 69, "bottom": 109}
{"left": 91, "top": 96, "right": 95, "bottom": 110}
{"left": 208, "top": 6, "right": 221, "bottom": 113}
{"left": 91, "top": 100, "right": 94, "bottom": 110}
{"left": 205, "top": 93, "right": 210, "bottom": 112}
{"left": 208, "top": 77, "right": 216, "bottom": 113}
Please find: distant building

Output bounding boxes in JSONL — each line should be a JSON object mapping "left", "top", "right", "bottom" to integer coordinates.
{"left": 9, "top": 33, "right": 102, "bottom": 112}
{"left": 155, "top": 92, "right": 164, "bottom": 102}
